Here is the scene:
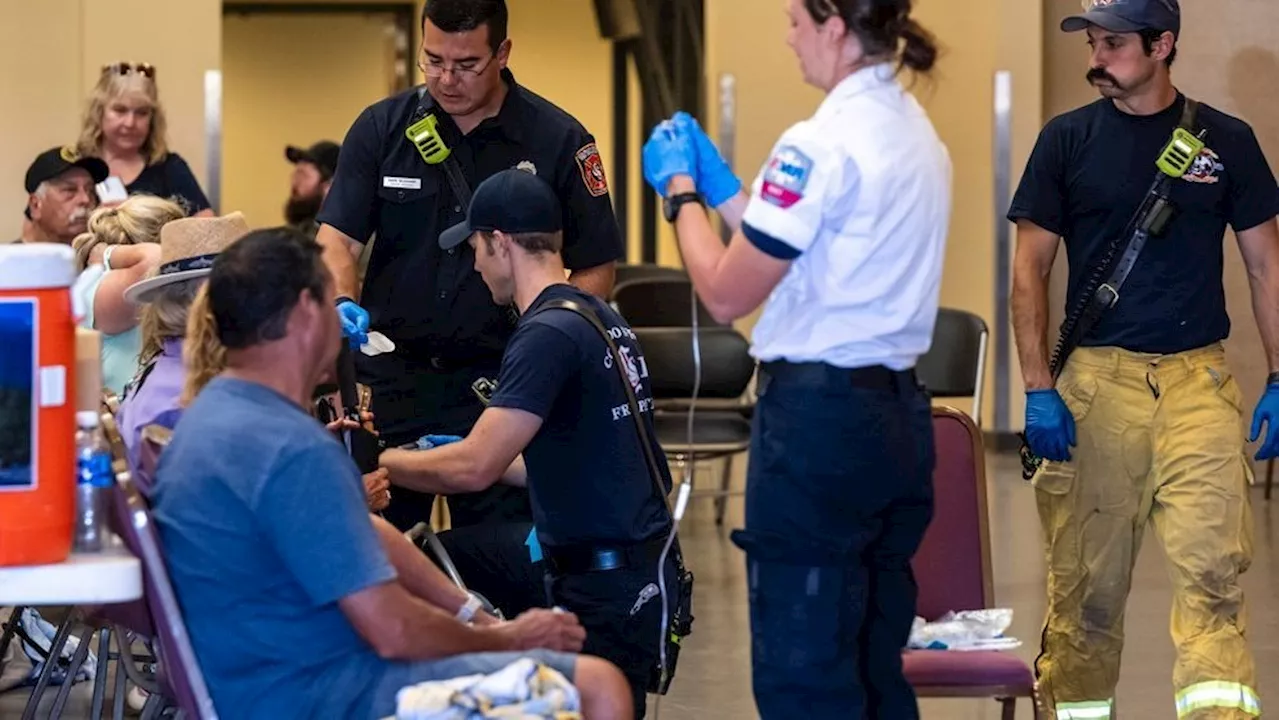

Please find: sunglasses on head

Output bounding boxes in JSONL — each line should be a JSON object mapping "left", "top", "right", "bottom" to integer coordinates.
{"left": 102, "top": 62, "right": 156, "bottom": 79}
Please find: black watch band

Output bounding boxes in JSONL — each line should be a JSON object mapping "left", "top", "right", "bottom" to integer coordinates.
{"left": 663, "top": 192, "right": 704, "bottom": 223}
{"left": 1267, "top": 371, "right": 1278, "bottom": 385}
{"left": 335, "top": 296, "right": 355, "bottom": 307}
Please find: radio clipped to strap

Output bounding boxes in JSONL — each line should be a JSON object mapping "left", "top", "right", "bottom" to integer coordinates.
{"left": 1020, "top": 98, "right": 1205, "bottom": 481}
{"left": 406, "top": 93, "right": 473, "bottom": 208}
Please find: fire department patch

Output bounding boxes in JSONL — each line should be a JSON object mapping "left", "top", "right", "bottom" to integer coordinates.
{"left": 575, "top": 142, "right": 609, "bottom": 197}
{"left": 1181, "top": 146, "right": 1224, "bottom": 185}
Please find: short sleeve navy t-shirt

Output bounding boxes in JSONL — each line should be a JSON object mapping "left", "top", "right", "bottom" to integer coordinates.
{"left": 489, "top": 284, "right": 672, "bottom": 549}
{"left": 126, "top": 152, "right": 212, "bottom": 215}
{"left": 1008, "top": 93, "right": 1278, "bottom": 354}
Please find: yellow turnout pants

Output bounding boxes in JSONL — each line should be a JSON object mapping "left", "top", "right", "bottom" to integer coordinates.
{"left": 1032, "top": 344, "right": 1259, "bottom": 719}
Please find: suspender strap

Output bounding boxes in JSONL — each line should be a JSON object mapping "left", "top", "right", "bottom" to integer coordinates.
{"left": 533, "top": 298, "right": 674, "bottom": 515}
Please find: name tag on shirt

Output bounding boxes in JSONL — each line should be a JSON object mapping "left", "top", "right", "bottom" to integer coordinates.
{"left": 382, "top": 176, "right": 422, "bottom": 190}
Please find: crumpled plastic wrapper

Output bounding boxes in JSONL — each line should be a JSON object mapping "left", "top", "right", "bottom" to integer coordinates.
{"left": 907, "top": 608, "right": 1021, "bottom": 651}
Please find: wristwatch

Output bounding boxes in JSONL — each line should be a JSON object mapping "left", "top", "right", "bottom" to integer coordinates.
{"left": 663, "top": 192, "right": 704, "bottom": 223}
{"left": 1267, "top": 371, "right": 1278, "bottom": 386}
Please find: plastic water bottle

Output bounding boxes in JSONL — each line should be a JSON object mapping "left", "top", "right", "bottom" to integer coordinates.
{"left": 74, "top": 411, "right": 112, "bottom": 553}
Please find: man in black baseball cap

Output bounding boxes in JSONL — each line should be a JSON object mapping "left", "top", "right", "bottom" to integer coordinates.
{"left": 382, "top": 167, "right": 685, "bottom": 717}
{"left": 21, "top": 146, "right": 109, "bottom": 244}
{"left": 283, "top": 140, "right": 341, "bottom": 233}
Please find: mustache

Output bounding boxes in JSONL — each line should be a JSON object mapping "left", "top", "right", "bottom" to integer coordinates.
{"left": 1086, "top": 67, "right": 1120, "bottom": 86}
{"left": 68, "top": 207, "right": 89, "bottom": 223}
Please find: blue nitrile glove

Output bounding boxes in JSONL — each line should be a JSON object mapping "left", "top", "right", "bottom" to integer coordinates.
{"left": 642, "top": 120, "right": 697, "bottom": 196}
{"left": 414, "top": 434, "right": 464, "bottom": 451}
{"left": 672, "top": 111, "right": 742, "bottom": 207}
{"left": 1024, "top": 389, "right": 1076, "bottom": 462}
{"left": 1249, "top": 381, "right": 1278, "bottom": 461}
{"left": 336, "top": 298, "right": 370, "bottom": 348}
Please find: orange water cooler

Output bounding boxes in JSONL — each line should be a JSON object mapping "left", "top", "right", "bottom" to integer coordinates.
{"left": 0, "top": 243, "right": 77, "bottom": 567}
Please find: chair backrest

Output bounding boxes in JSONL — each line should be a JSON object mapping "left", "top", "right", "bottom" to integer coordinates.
{"left": 133, "top": 424, "right": 172, "bottom": 498}
{"left": 634, "top": 327, "right": 755, "bottom": 400}
{"left": 910, "top": 406, "right": 993, "bottom": 621}
{"left": 113, "top": 468, "right": 220, "bottom": 720}
{"left": 612, "top": 277, "right": 722, "bottom": 328}
{"left": 915, "top": 308, "right": 988, "bottom": 420}
{"left": 612, "top": 263, "right": 687, "bottom": 290}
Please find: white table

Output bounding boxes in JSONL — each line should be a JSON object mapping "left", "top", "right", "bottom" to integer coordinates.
{"left": 0, "top": 543, "right": 142, "bottom": 606}
{"left": 0, "top": 542, "right": 143, "bottom": 717}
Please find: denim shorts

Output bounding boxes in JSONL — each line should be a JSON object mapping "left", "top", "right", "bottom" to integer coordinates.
{"left": 368, "top": 650, "right": 578, "bottom": 719}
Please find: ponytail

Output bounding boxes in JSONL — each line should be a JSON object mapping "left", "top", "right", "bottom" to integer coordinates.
{"left": 180, "top": 282, "right": 226, "bottom": 407}
{"left": 898, "top": 17, "right": 938, "bottom": 74}
{"left": 804, "top": 0, "right": 940, "bottom": 77}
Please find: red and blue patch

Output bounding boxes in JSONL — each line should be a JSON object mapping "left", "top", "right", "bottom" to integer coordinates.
{"left": 761, "top": 145, "right": 813, "bottom": 210}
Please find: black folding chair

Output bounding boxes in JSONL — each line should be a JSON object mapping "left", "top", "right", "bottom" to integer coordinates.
{"left": 612, "top": 263, "right": 687, "bottom": 289}
{"left": 612, "top": 277, "right": 723, "bottom": 328}
{"left": 636, "top": 327, "right": 756, "bottom": 524}
{"left": 916, "top": 308, "right": 989, "bottom": 426}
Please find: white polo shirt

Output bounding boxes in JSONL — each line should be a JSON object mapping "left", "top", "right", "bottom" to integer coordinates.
{"left": 741, "top": 62, "right": 952, "bottom": 371}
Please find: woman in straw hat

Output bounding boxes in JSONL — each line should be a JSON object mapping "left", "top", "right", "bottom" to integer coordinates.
{"left": 117, "top": 216, "right": 393, "bottom": 512}
{"left": 115, "top": 212, "right": 252, "bottom": 477}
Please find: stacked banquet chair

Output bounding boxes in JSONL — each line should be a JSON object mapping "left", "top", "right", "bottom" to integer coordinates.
{"left": 610, "top": 265, "right": 756, "bottom": 524}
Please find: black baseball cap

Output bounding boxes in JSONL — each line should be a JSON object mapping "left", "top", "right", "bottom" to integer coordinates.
{"left": 1061, "top": 0, "right": 1180, "bottom": 37}
{"left": 24, "top": 146, "right": 109, "bottom": 194}
{"left": 285, "top": 141, "right": 341, "bottom": 179}
{"left": 439, "top": 169, "right": 562, "bottom": 250}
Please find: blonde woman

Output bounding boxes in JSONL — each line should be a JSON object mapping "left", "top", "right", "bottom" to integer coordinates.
{"left": 72, "top": 195, "right": 187, "bottom": 395}
{"left": 77, "top": 63, "right": 213, "bottom": 217}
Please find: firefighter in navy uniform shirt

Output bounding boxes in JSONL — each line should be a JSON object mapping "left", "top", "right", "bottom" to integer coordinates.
{"left": 380, "top": 169, "right": 679, "bottom": 719}
{"left": 315, "top": 0, "right": 622, "bottom": 531}
{"left": 1009, "top": 1, "right": 1278, "bottom": 717}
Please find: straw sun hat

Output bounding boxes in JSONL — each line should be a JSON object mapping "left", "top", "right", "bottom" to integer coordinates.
{"left": 123, "top": 212, "right": 251, "bottom": 304}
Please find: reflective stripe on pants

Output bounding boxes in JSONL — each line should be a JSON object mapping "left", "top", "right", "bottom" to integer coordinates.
{"left": 1055, "top": 699, "right": 1113, "bottom": 719}
{"left": 1032, "top": 344, "right": 1256, "bottom": 716}
{"left": 1175, "top": 681, "right": 1261, "bottom": 718}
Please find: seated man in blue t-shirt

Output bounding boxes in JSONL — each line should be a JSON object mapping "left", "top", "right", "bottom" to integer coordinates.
{"left": 151, "top": 226, "right": 632, "bottom": 720}
{"left": 379, "top": 170, "right": 682, "bottom": 719}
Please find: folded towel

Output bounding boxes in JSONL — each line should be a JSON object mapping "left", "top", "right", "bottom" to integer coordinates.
{"left": 395, "top": 658, "right": 581, "bottom": 720}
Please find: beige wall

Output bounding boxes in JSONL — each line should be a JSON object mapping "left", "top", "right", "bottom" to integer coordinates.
{"left": 703, "top": 0, "right": 1044, "bottom": 428}
{"left": 222, "top": 11, "right": 403, "bottom": 227}
{"left": 0, "top": 0, "right": 220, "bottom": 235}
{"left": 1043, "top": 0, "right": 1278, "bottom": 477}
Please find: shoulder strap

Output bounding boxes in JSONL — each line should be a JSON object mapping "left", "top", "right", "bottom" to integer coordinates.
{"left": 1180, "top": 97, "right": 1201, "bottom": 133}
{"left": 533, "top": 298, "right": 674, "bottom": 515}
{"left": 410, "top": 87, "right": 474, "bottom": 208}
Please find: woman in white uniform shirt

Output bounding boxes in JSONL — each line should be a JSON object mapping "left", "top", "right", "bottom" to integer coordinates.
{"left": 642, "top": 0, "right": 952, "bottom": 717}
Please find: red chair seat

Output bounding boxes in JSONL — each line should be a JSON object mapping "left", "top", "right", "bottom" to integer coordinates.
{"left": 903, "top": 649, "right": 1035, "bottom": 689}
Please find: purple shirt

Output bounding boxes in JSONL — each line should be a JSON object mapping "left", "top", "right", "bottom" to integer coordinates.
{"left": 117, "top": 338, "right": 186, "bottom": 483}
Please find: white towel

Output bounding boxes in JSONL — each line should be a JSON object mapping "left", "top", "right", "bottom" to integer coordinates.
{"left": 394, "top": 658, "right": 581, "bottom": 720}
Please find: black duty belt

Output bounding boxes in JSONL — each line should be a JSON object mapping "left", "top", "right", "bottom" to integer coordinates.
{"left": 761, "top": 361, "right": 919, "bottom": 393}
{"left": 544, "top": 536, "right": 671, "bottom": 575}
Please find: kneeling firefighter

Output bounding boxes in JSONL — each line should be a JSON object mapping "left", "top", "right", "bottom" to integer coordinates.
{"left": 378, "top": 169, "right": 693, "bottom": 720}
{"left": 1010, "top": 1, "right": 1278, "bottom": 718}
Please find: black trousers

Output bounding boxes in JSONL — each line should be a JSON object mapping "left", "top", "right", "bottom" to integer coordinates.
{"left": 430, "top": 524, "right": 675, "bottom": 719}
{"left": 732, "top": 361, "right": 935, "bottom": 720}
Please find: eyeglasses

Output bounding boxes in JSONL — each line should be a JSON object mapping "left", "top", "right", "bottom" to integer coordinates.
{"left": 418, "top": 50, "right": 495, "bottom": 78}
{"left": 102, "top": 62, "right": 156, "bottom": 79}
